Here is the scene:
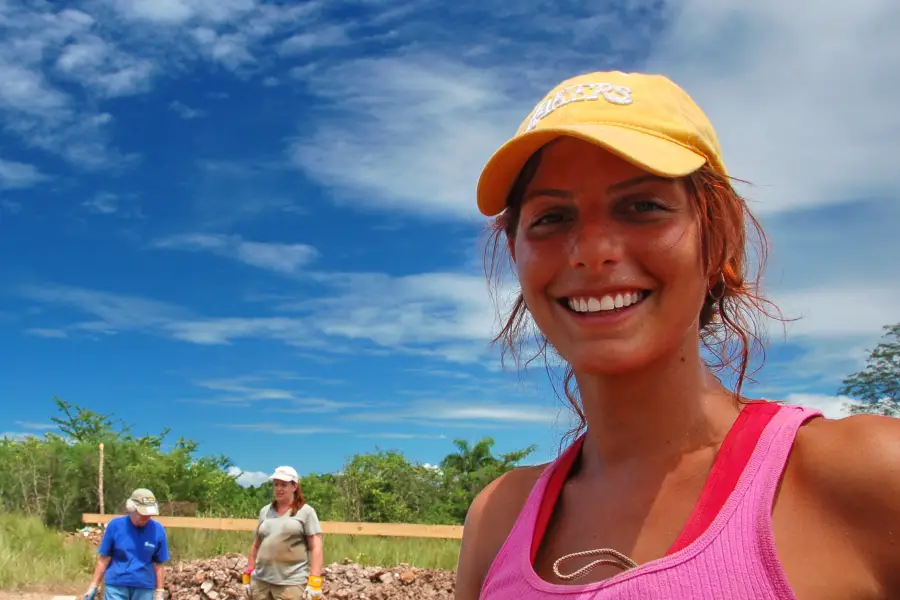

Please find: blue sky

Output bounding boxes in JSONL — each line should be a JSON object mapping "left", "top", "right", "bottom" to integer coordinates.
{"left": 1, "top": 0, "right": 898, "bottom": 486}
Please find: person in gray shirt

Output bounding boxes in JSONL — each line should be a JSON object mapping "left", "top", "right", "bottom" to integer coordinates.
{"left": 246, "top": 466, "right": 324, "bottom": 600}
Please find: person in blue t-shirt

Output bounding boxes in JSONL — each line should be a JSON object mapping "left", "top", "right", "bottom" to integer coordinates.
{"left": 84, "top": 488, "right": 170, "bottom": 600}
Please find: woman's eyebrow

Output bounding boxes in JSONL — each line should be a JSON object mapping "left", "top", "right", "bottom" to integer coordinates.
{"left": 523, "top": 188, "right": 573, "bottom": 203}
{"left": 523, "top": 175, "right": 673, "bottom": 205}
{"left": 607, "top": 174, "right": 672, "bottom": 194}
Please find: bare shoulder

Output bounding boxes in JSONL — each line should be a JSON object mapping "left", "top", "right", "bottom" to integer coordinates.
{"left": 454, "top": 464, "right": 547, "bottom": 600}
{"left": 793, "top": 413, "right": 900, "bottom": 497}
{"left": 792, "top": 413, "right": 900, "bottom": 593}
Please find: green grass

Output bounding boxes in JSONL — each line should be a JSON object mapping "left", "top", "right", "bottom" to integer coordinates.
{"left": 0, "top": 514, "right": 95, "bottom": 590}
{"left": 167, "top": 529, "right": 461, "bottom": 570}
{"left": 0, "top": 514, "right": 459, "bottom": 591}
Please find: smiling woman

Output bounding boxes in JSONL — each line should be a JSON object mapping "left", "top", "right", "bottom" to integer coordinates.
{"left": 455, "top": 71, "right": 900, "bottom": 599}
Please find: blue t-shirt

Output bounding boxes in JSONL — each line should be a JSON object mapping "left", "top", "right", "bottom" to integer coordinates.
{"left": 97, "top": 516, "right": 170, "bottom": 589}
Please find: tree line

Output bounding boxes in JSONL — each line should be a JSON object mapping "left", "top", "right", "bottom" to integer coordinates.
{"left": 0, "top": 398, "right": 536, "bottom": 531}
{"left": 1, "top": 322, "right": 897, "bottom": 532}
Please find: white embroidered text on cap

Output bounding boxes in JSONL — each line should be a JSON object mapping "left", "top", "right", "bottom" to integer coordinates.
{"left": 522, "top": 83, "right": 633, "bottom": 133}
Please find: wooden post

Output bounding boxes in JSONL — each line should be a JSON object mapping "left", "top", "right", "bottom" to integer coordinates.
{"left": 98, "top": 443, "right": 104, "bottom": 515}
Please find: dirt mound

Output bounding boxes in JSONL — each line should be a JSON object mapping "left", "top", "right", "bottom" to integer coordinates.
{"left": 165, "top": 555, "right": 455, "bottom": 600}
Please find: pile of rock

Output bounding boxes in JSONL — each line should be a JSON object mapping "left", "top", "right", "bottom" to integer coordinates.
{"left": 64, "top": 525, "right": 104, "bottom": 548}
{"left": 163, "top": 555, "right": 455, "bottom": 600}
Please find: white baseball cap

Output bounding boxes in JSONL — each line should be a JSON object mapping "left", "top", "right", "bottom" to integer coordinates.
{"left": 269, "top": 466, "right": 298, "bottom": 483}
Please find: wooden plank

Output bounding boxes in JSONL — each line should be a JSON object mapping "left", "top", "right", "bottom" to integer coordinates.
{"left": 82, "top": 514, "right": 463, "bottom": 539}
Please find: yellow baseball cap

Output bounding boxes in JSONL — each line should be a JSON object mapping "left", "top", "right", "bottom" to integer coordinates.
{"left": 476, "top": 71, "right": 728, "bottom": 217}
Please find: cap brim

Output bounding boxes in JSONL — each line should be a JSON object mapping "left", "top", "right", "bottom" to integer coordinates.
{"left": 476, "top": 123, "right": 708, "bottom": 217}
{"left": 135, "top": 504, "right": 158, "bottom": 516}
{"left": 269, "top": 475, "right": 295, "bottom": 482}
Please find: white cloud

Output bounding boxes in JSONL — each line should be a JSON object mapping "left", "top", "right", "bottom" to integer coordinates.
{"left": 227, "top": 465, "right": 269, "bottom": 487}
{"left": 646, "top": 0, "right": 900, "bottom": 216}
{"left": 278, "top": 25, "right": 349, "bottom": 54}
{"left": 0, "top": 1, "right": 325, "bottom": 168}
{"left": 152, "top": 234, "right": 318, "bottom": 274}
{"left": 289, "top": 54, "right": 520, "bottom": 220}
{"left": 782, "top": 393, "right": 859, "bottom": 420}
{"left": 55, "top": 34, "right": 156, "bottom": 98}
{"left": 0, "top": 158, "right": 47, "bottom": 189}
{"left": 774, "top": 287, "right": 898, "bottom": 339}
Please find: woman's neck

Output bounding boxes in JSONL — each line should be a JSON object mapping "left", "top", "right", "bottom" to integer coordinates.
{"left": 275, "top": 500, "right": 293, "bottom": 513}
{"left": 576, "top": 339, "right": 741, "bottom": 472}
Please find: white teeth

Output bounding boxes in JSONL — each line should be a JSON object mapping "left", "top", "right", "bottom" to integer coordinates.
{"left": 567, "top": 291, "right": 644, "bottom": 313}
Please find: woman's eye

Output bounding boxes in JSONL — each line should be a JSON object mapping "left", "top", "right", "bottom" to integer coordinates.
{"left": 531, "top": 211, "right": 569, "bottom": 227}
{"left": 631, "top": 199, "right": 665, "bottom": 212}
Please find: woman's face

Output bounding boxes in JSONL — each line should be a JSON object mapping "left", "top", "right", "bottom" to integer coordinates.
{"left": 273, "top": 479, "right": 295, "bottom": 502}
{"left": 511, "top": 137, "right": 708, "bottom": 375}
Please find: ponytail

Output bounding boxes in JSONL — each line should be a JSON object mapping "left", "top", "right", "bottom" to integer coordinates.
{"left": 290, "top": 482, "right": 306, "bottom": 516}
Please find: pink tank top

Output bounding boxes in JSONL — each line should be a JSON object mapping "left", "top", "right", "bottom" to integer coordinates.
{"left": 480, "top": 402, "right": 822, "bottom": 599}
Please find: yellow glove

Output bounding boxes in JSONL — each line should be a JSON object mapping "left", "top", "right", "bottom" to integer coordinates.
{"left": 304, "top": 575, "right": 323, "bottom": 599}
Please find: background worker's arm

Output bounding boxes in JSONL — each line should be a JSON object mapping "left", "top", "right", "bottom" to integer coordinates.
{"left": 153, "top": 563, "right": 165, "bottom": 599}
{"left": 247, "top": 534, "right": 261, "bottom": 572}
{"left": 307, "top": 533, "right": 324, "bottom": 576}
{"left": 85, "top": 555, "right": 111, "bottom": 598}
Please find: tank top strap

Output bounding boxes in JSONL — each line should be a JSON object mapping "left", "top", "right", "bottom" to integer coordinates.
{"left": 481, "top": 443, "right": 572, "bottom": 592}
{"left": 739, "top": 403, "right": 823, "bottom": 589}
{"left": 745, "top": 403, "right": 822, "bottom": 511}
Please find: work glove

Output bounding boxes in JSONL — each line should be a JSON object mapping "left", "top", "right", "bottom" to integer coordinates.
{"left": 304, "top": 575, "right": 323, "bottom": 599}
{"left": 83, "top": 586, "right": 98, "bottom": 600}
{"left": 154, "top": 589, "right": 165, "bottom": 600}
{"left": 242, "top": 568, "right": 253, "bottom": 598}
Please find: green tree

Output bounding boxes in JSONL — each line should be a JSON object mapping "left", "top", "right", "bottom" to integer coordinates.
{"left": 840, "top": 323, "right": 900, "bottom": 417}
{"left": 439, "top": 437, "right": 536, "bottom": 523}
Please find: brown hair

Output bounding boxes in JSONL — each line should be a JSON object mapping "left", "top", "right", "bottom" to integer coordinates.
{"left": 483, "top": 146, "right": 785, "bottom": 443}
{"left": 271, "top": 481, "right": 306, "bottom": 516}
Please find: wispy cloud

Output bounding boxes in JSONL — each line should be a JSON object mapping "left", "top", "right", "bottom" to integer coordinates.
{"left": 288, "top": 54, "right": 517, "bottom": 220}
{"left": 168, "top": 100, "right": 207, "bottom": 119}
{"left": 25, "top": 328, "right": 69, "bottom": 339}
{"left": 357, "top": 433, "right": 448, "bottom": 440}
{"left": 191, "top": 377, "right": 362, "bottom": 412}
{"left": 152, "top": 234, "right": 318, "bottom": 274}
{"left": 218, "top": 423, "right": 348, "bottom": 435}
{"left": 0, "top": 158, "right": 48, "bottom": 190}
{"left": 278, "top": 25, "right": 350, "bottom": 55}
{"left": 19, "top": 284, "right": 188, "bottom": 336}
{"left": 350, "top": 400, "right": 561, "bottom": 426}
{"left": 18, "top": 270, "right": 509, "bottom": 363}
{"left": 15, "top": 421, "right": 57, "bottom": 431}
